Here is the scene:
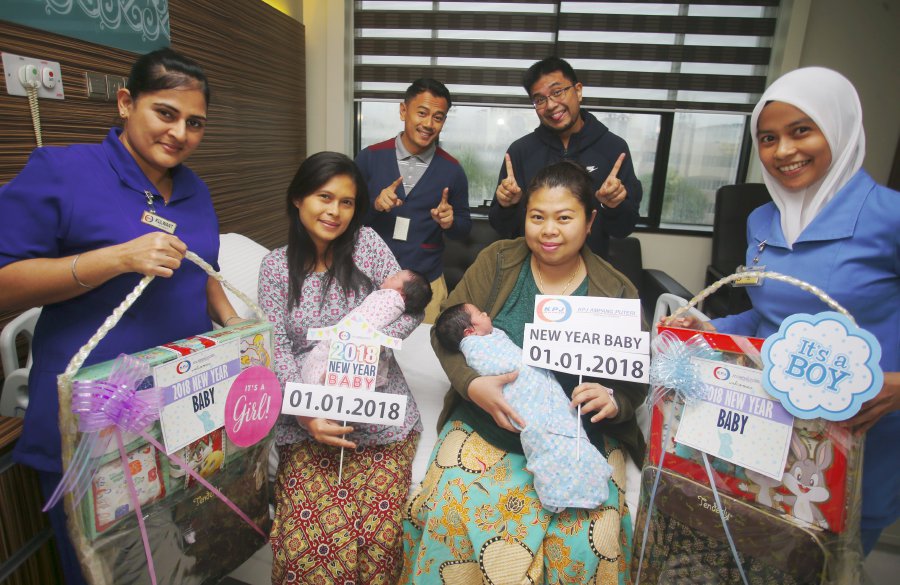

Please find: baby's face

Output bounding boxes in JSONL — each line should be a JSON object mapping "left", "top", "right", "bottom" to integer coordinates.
{"left": 381, "top": 270, "right": 411, "bottom": 293}
{"left": 465, "top": 304, "right": 493, "bottom": 335}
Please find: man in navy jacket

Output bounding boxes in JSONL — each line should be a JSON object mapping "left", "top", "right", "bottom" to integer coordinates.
{"left": 489, "top": 57, "right": 642, "bottom": 259}
{"left": 357, "top": 78, "right": 471, "bottom": 323}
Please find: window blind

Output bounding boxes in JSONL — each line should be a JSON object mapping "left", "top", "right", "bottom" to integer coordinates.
{"left": 354, "top": 0, "right": 780, "bottom": 113}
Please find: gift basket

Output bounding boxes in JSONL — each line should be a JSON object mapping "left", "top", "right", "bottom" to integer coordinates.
{"left": 48, "top": 251, "right": 276, "bottom": 585}
{"left": 633, "top": 271, "right": 868, "bottom": 585}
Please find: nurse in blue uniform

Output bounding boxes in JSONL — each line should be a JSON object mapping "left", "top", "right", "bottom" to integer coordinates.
{"left": 0, "top": 48, "right": 240, "bottom": 583}
{"left": 671, "top": 67, "right": 899, "bottom": 555}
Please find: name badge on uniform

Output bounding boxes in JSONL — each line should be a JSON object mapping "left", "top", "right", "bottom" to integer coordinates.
{"left": 141, "top": 211, "right": 178, "bottom": 234}
{"left": 393, "top": 216, "right": 410, "bottom": 241}
{"left": 732, "top": 265, "right": 765, "bottom": 287}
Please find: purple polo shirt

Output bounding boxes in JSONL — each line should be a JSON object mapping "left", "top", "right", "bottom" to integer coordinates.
{"left": 0, "top": 128, "right": 220, "bottom": 472}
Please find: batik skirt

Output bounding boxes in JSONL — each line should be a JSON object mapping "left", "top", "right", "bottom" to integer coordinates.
{"left": 400, "top": 421, "right": 632, "bottom": 585}
{"left": 270, "top": 433, "right": 418, "bottom": 584}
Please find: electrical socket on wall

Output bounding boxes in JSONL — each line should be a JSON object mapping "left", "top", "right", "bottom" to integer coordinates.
{"left": 107, "top": 74, "right": 127, "bottom": 98}
{"left": 2, "top": 51, "right": 65, "bottom": 99}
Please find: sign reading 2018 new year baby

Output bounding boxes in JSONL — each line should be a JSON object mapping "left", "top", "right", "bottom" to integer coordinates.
{"left": 156, "top": 339, "right": 241, "bottom": 454}
{"left": 675, "top": 358, "right": 794, "bottom": 479}
{"left": 761, "top": 312, "right": 883, "bottom": 421}
{"left": 281, "top": 313, "right": 408, "bottom": 426}
{"left": 522, "top": 295, "right": 649, "bottom": 383}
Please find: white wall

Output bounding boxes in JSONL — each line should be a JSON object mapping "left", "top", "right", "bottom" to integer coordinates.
{"left": 303, "top": 0, "right": 353, "bottom": 155}
{"left": 795, "top": 0, "right": 900, "bottom": 184}
{"left": 634, "top": 233, "right": 711, "bottom": 297}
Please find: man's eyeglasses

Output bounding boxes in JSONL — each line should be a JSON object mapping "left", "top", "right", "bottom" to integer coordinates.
{"left": 531, "top": 85, "right": 574, "bottom": 109}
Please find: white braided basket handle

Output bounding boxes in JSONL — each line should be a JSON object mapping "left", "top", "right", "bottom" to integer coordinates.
{"left": 669, "top": 270, "right": 854, "bottom": 325}
{"left": 60, "top": 250, "right": 266, "bottom": 382}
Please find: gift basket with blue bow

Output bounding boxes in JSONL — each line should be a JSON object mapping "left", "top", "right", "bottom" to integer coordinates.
{"left": 633, "top": 271, "right": 873, "bottom": 585}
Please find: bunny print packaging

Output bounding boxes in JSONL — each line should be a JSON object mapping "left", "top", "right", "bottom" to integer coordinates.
{"left": 649, "top": 326, "right": 859, "bottom": 533}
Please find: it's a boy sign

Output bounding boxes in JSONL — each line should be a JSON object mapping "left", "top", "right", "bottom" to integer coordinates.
{"left": 762, "top": 312, "right": 883, "bottom": 421}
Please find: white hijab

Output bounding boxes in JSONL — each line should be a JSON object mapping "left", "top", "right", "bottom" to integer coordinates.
{"left": 750, "top": 67, "right": 866, "bottom": 246}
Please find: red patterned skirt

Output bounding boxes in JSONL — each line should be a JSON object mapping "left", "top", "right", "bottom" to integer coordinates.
{"left": 270, "top": 433, "right": 419, "bottom": 584}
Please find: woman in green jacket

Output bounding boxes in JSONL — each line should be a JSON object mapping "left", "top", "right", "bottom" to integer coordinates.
{"left": 400, "top": 161, "right": 646, "bottom": 584}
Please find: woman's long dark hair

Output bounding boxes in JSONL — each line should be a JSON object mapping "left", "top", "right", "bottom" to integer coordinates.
{"left": 285, "top": 152, "right": 373, "bottom": 307}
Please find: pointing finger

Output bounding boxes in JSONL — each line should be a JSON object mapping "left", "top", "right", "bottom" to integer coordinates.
{"left": 504, "top": 153, "right": 516, "bottom": 182}
{"left": 390, "top": 176, "right": 403, "bottom": 191}
{"left": 440, "top": 187, "right": 449, "bottom": 207}
{"left": 607, "top": 153, "right": 625, "bottom": 181}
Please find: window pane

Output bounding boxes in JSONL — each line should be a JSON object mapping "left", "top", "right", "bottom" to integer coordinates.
{"left": 560, "top": 2, "right": 679, "bottom": 16}
{"left": 589, "top": 111, "right": 660, "bottom": 218}
{"left": 662, "top": 112, "right": 747, "bottom": 227}
{"left": 438, "top": 2, "right": 555, "bottom": 13}
{"left": 436, "top": 106, "right": 542, "bottom": 207}
{"left": 360, "top": 1, "right": 432, "bottom": 10}
{"left": 560, "top": 30, "right": 677, "bottom": 44}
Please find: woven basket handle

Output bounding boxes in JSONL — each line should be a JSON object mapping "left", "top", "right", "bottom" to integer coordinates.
{"left": 669, "top": 270, "right": 853, "bottom": 324}
{"left": 60, "top": 250, "right": 265, "bottom": 381}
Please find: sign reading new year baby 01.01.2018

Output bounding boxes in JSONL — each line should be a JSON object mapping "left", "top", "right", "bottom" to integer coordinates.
{"left": 523, "top": 295, "right": 649, "bottom": 383}
{"left": 281, "top": 312, "right": 408, "bottom": 427}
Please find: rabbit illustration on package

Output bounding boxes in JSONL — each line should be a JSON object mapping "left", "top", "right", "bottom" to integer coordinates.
{"left": 779, "top": 433, "right": 834, "bottom": 530}
{"left": 741, "top": 470, "right": 782, "bottom": 508}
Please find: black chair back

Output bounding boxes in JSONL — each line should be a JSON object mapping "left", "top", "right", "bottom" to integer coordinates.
{"left": 710, "top": 183, "right": 771, "bottom": 276}
{"left": 442, "top": 217, "right": 498, "bottom": 292}
{"left": 704, "top": 183, "right": 771, "bottom": 317}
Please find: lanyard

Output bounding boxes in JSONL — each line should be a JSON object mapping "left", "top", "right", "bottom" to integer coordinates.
{"left": 750, "top": 240, "right": 767, "bottom": 266}
{"left": 140, "top": 190, "right": 177, "bottom": 234}
{"left": 145, "top": 190, "right": 157, "bottom": 214}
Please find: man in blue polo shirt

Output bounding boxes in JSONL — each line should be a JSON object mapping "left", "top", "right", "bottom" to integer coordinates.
{"left": 356, "top": 78, "right": 471, "bottom": 323}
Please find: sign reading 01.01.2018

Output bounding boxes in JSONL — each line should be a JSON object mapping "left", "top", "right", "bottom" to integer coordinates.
{"left": 281, "top": 312, "right": 408, "bottom": 427}
{"left": 523, "top": 295, "right": 649, "bottom": 383}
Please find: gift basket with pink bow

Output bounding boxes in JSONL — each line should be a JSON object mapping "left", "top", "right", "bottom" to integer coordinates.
{"left": 46, "top": 251, "right": 281, "bottom": 585}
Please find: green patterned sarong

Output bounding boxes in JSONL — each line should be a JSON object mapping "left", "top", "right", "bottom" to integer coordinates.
{"left": 400, "top": 420, "right": 633, "bottom": 584}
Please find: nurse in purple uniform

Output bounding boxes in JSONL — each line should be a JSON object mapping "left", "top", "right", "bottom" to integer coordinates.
{"left": 0, "top": 48, "right": 239, "bottom": 584}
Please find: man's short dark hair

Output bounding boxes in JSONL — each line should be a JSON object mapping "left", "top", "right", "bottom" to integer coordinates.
{"left": 401, "top": 270, "right": 433, "bottom": 315}
{"left": 405, "top": 78, "right": 452, "bottom": 109}
{"left": 434, "top": 303, "right": 473, "bottom": 352}
{"left": 522, "top": 57, "right": 579, "bottom": 95}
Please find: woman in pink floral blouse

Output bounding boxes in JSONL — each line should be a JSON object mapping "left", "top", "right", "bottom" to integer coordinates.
{"left": 258, "top": 152, "right": 423, "bottom": 584}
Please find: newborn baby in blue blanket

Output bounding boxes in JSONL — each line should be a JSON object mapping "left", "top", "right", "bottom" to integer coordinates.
{"left": 435, "top": 303, "right": 613, "bottom": 511}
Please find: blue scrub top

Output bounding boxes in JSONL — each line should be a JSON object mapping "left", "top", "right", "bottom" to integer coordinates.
{"left": 714, "top": 170, "right": 900, "bottom": 531}
{"left": 0, "top": 128, "right": 220, "bottom": 473}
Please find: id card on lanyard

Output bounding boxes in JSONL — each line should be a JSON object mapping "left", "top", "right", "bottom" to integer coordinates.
{"left": 141, "top": 190, "right": 178, "bottom": 234}
{"left": 733, "top": 240, "right": 767, "bottom": 287}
